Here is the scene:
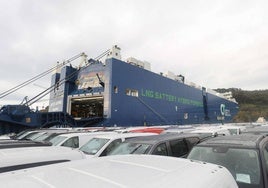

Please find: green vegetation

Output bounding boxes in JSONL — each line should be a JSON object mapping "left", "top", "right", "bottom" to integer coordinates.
{"left": 215, "top": 88, "right": 268, "bottom": 122}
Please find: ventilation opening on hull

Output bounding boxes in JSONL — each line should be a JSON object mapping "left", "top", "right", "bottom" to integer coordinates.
{"left": 70, "top": 96, "right": 104, "bottom": 120}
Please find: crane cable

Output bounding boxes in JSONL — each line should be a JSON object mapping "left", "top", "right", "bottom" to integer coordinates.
{"left": 0, "top": 53, "right": 84, "bottom": 99}
{"left": 25, "top": 49, "right": 110, "bottom": 106}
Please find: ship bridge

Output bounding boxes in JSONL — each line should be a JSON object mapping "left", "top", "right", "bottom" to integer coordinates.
{"left": 49, "top": 48, "right": 111, "bottom": 126}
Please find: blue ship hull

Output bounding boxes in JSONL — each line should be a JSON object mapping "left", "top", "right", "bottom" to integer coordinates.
{"left": 0, "top": 47, "right": 240, "bottom": 135}
{"left": 49, "top": 57, "right": 239, "bottom": 127}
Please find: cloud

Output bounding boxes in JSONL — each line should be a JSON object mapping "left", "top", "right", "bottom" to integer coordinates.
{"left": 0, "top": 0, "right": 268, "bottom": 107}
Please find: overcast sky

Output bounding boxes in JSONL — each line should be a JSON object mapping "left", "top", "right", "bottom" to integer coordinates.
{"left": 0, "top": 0, "right": 267, "bottom": 108}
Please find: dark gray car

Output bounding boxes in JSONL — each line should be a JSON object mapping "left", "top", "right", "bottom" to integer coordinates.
{"left": 187, "top": 134, "right": 268, "bottom": 188}
{"left": 108, "top": 133, "right": 206, "bottom": 158}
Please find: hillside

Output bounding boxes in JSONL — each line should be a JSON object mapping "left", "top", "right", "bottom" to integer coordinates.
{"left": 215, "top": 88, "right": 268, "bottom": 123}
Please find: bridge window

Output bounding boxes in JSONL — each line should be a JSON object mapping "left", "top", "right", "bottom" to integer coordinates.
{"left": 126, "top": 89, "right": 138, "bottom": 97}
{"left": 114, "top": 86, "right": 118, "bottom": 93}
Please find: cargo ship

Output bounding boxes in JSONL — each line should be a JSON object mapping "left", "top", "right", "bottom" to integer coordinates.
{"left": 49, "top": 45, "right": 239, "bottom": 126}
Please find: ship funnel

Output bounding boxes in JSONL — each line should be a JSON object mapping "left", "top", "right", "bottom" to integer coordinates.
{"left": 106, "top": 45, "right": 121, "bottom": 60}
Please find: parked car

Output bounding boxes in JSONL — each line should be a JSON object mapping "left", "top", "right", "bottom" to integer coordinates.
{"left": 12, "top": 129, "right": 41, "bottom": 140}
{"left": 12, "top": 128, "right": 71, "bottom": 140}
{"left": 187, "top": 134, "right": 268, "bottom": 188}
{"left": 0, "top": 146, "right": 86, "bottom": 173}
{"left": 0, "top": 155, "right": 238, "bottom": 188}
{"left": 0, "top": 130, "right": 110, "bottom": 149}
{"left": 49, "top": 131, "right": 116, "bottom": 148}
{"left": 31, "top": 131, "right": 74, "bottom": 142}
{"left": 79, "top": 133, "right": 157, "bottom": 157}
{"left": 108, "top": 133, "right": 205, "bottom": 157}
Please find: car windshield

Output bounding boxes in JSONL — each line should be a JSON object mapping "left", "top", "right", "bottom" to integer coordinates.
{"left": 188, "top": 146, "right": 262, "bottom": 187}
{"left": 108, "top": 142, "right": 152, "bottom": 155}
{"left": 42, "top": 134, "right": 60, "bottom": 142}
{"left": 13, "top": 130, "right": 28, "bottom": 139}
{"left": 79, "top": 138, "right": 110, "bottom": 155}
{"left": 15, "top": 132, "right": 39, "bottom": 140}
{"left": 27, "top": 132, "right": 46, "bottom": 140}
{"left": 49, "top": 136, "right": 67, "bottom": 146}
{"left": 33, "top": 133, "right": 55, "bottom": 142}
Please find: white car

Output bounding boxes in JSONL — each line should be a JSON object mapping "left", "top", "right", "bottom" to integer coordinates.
{"left": 49, "top": 131, "right": 116, "bottom": 148}
{"left": 0, "top": 155, "right": 238, "bottom": 188}
{"left": 0, "top": 146, "right": 86, "bottom": 173}
{"left": 79, "top": 133, "right": 157, "bottom": 157}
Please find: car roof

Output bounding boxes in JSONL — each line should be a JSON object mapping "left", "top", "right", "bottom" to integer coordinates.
{"left": 53, "top": 131, "right": 116, "bottom": 138}
{"left": 89, "top": 132, "right": 157, "bottom": 139}
{"left": 163, "top": 128, "right": 196, "bottom": 134}
{"left": 197, "top": 134, "right": 266, "bottom": 148}
{"left": 242, "top": 126, "right": 268, "bottom": 134}
{"left": 0, "top": 146, "right": 85, "bottom": 169}
{"left": 0, "top": 155, "right": 238, "bottom": 188}
{"left": 120, "top": 133, "right": 201, "bottom": 145}
{"left": 19, "top": 128, "right": 72, "bottom": 134}
{"left": 190, "top": 126, "right": 230, "bottom": 132}
{"left": 0, "top": 140, "right": 51, "bottom": 149}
